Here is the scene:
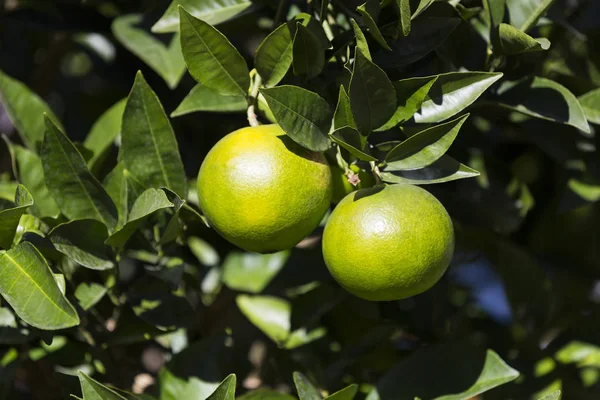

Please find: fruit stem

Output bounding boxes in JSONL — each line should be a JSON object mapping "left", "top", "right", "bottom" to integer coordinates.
{"left": 247, "top": 69, "right": 262, "bottom": 127}
{"left": 370, "top": 161, "right": 383, "bottom": 184}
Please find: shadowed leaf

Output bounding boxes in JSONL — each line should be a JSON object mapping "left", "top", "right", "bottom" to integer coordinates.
{"left": 381, "top": 155, "right": 479, "bottom": 184}
{"left": 0, "top": 185, "right": 33, "bottom": 249}
{"left": 172, "top": 84, "right": 247, "bottom": 117}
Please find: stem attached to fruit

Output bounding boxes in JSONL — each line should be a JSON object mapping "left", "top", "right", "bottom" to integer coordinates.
{"left": 247, "top": 69, "right": 262, "bottom": 127}
{"left": 370, "top": 161, "right": 383, "bottom": 184}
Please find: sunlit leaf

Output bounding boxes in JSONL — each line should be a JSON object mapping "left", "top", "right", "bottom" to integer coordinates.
{"left": 255, "top": 21, "right": 295, "bottom": 87}
{"left": 377, "top": 76, "right": 438, "bottom": 130}
{"left": 84, "top": 99, "right": 126, "bottom": 173}
{"left": 78, "top": 371, "right": 126, "bottom": 400}
{"left": 74, "top": 282, "right": 107, "bottom": 311}
{"left": 0, "top": 242, "right": 79, "bottom": 330}
{"left": 577, "top": 88, "right": 600, "bottom": 125}
{"left": 325, "top": 384, "right": 358, "bottom": 400}
{"left": 171, "top": 84, "right": 247, "bottom": 117}
{"left": 207, "top": 374, "right": 236, "bottom": 400}
{"left": 381, "top": 155, "right": 479, "bottom": 184}
{"left": 112, "top": 14, "right": 186, "bottom": 89}
{"left": 506, "top": 0, "right": 555, "bottom": 33}
{"left": 498, "top": 23, "right": 550, "bottom": 55}
{"left": 222, "top": 251, "right": 289, "bottom": 293}
{"left": 0, "top": 185, "right": 33, "bottom": 249}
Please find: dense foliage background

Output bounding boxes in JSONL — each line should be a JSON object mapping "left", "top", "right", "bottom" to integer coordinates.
{"left": 0, "top": 0, "right": 599, "bottom": 399}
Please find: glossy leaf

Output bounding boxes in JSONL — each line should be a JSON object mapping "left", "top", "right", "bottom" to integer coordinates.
{"left": 350, "top": 19, "right": 371, "bottom": 61}
{"left": 0, "top": 69, "right": 62, "bottom": 151}
{"left": 0, "top": 242, "right": 79, "bottom": 330}
{"left": 577, "top": 88, "right": 600, "bottom": 125}
{"left": 494, "top": 76, "right": 591, "bottom": 133}
{"left": 349, "top": 48, "right": 396, "bottom": 135}
{"left": 373, "top": 18, "right": 460, "bottom": 68}
{"left": 498, "top": 23, "right": 550, "bottom": 55}
{"left": 74, "top": 282, "right": 107, "bottom": 311}
{"left": 49, "top": 219, "right": 115, "bottom": 270}
{"left": 538, "top": 391, "right": 561, "bottom": 400}
{"left": 385, "top": 114, "right": 469, "bottom": 170}
{"left": 330, "top": 127, "right": 377, "bottom": 162}
{"left": 506, "top": 0, "right": 555, "bottom": 33}
{"left": 84, "top": 99, "right": 126, "bottom": 172}
{"left": 325, "top": 385, "right": 358, "bottom": 400}
{"left": 412, "top": 0, "right": 435, "bottom": 19}
{"left": 113, "top": 14, "right": 186, "bottom": 89}
{"left": 396, "top": 0, "right": 411, "bottom": 36}
{"left": 207, "top": 374, "right": 236, "bottom": 400}
{"left": 120, "top": 72, "right": 187, "bottom": 198}
{"left": 292, "top": 23, "right": 325, "bottom": 79}
{"left": 41, "top": 117, "right": 118, "bottom": 231}
{"left": 222, "top": 251, "right": 289, "bottom": 293}
{"left": 255, "top": 21, "right": 295, "bottom": 87}
{"left": 179, "top": 7, "right": 250, "bottom": 96}
{"left": 415, "top": 72, "right": 503, "bottom": 123}
{"left": 171, "top": 84, "right": 247, "bottom": 117}
{"left": 333, "top": 86, "right": 356, "bottom": 130}
{"left": 0, "top": 185, "right": 33, "bottom": 249}
{"left": 260, "top": 86, "right": 331, "bottom": 151}
{"left": 377, "top": 76, "right": 438, "bottom": 130}
{"left": 78, "top": 371, "right": 126, "bottom": 400}
{"left": 366, "top": 344, "right": 518, "bottom": 400}
{"left": 357, "top": 0, "right": 391, "bottom": 50}
{"left": 236, "top": 295, "right": 326, "bottom": 349}
{"left": 381, "top": 155, "right": 479, "bottom": 184}
{"left": 106, "top": 188, "right": 174, "bottom": 249}
{"left": 152, "top": 0, "right": 252, "bottom": 33}
{"left": 103, "top": 162, "right": 129, "bottom": 230}
{"left": 293, "top": 372, "right": 321, "bottom": 400}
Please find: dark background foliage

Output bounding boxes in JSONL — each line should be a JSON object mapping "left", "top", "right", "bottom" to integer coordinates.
{"left": 0, "top": 0, "right": 599, "bottom": 399}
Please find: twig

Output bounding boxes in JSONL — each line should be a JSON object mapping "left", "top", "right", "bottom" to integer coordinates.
{"left": 247, "top": 69, "right": 262, "bottom": 127}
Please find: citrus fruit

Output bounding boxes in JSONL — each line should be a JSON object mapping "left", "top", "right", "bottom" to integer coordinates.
{"left": 322, "top": 184, "right": 454, "bottom": 301}
{"left": 198, "top": 124, "right": 332, "bottom": 253}
{"left": 330, "top": 163, "right": 375, "bottom": 203}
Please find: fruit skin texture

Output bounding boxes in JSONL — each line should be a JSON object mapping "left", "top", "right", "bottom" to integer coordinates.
{"left": 330, "top": 163, "right": 375, "bottom": 203}
{"left": 198, "top": 124, "right": 332, "bottom": 253}
{"left": 322, "top": 184, "right": 454, "bottom": 301}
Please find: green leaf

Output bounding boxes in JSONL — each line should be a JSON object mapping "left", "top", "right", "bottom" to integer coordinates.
{"left": 0, "top": 69, "right": 62, "bottom": 151}
{"left": 41, "top": 117, "right": 118, "bottom": 230}
{"left": 494, "top": 76, "right": 591, "bottom": 133}
{"left": 366, "top": 344, "right": 518, "bottom": 400}
{"left": 179, "top": 7, "right": 250, "bottom": 96}
{"left": 385, "top": 114, "right": 469, "bottom": 170}
{"left": 74, "top": 282, "right": 107, "bottom": 311}
{"left": 377, "top": 76, "right": 438, "bottom": 130}
{"left": 207, "top": 374, "right": 236, "bottom": 400}
{"left": 415, "top": 72, "right": 503, "bottom": 123}
{"left": 236, "top": 295, "right": 326, "bottom": 349}
{"left": 498, "top": 23, "right": 550, "bottom": 55}
{"left": 333, "top": 86, "right": 356, "bottom": 130}
{"left": 293, "top": 372, "right": 321, "bottom": 400}
{"left": 0, "top": 242, "right": 79, "bottom": 330}
{"left": 330, "top": 127, "right": 377, "bottom": 162}
{"left": 78, "top": 372, "right": 126, "bottom": 400}
{"left": 260, "top": 86, "right": 332, "bottom": 151}
{"left": 159, "top": 189, "right": 186, "bottom": 245}
{"left": 577, "top": 88, "right": 600, "bottom": 125}
{"left": 373, "top": 18, "right": 460, "bottom": 68}
{"left": 357, "top": 0, "right": 391, "bottom": 50}
{"left": 396, "top": 0, "right": 411, "bottom": 36}
{"left": 120, "top": 72, "right": 187, "bottom": 198}
{"left": 112, "top": 14, "right": 186, "bottom": 89}
{"left": 255, "top": 21, "right": 295, "bottom": 87}
{"left": 237, "top": 389, "right": 296, "bottom": 400}
{"left": 350, "top": 19, "right": 371, "bottom": 61}
{"left": 538, "top": 391, "right": 561, "bottom": 400}
{"left": 506, "top": 0, "right": 555, "bottom": 33}
{"left": 171, "top": 84, "right": 247, "bottom": 117}
{"left": 381, "top": 155, "right": 479, "bottom": 184}
{"left": 349, "top": 48, "right": 396, "bottom": 134}
{"left": 222, "top": 251, "right": 289, "bottom": 293}
{"left": 84, "top": 99, "right": 126, "bottom": 173}
{"left": 483, "top": 0, "right": 505, "bottom": 43}
{"left": 106, "top": 188, "right": 174, "bottom": 249}
{"left": 325, "top": 385, "right": 358, "bottom": 400}
{"left": 152, "top": 0, "right": 252, "bottom": 33}
{"left": 103, "top": 162, "right": 129, "bottom": 230}
{"left": 412, "top": 0, "right": 435, "bottom": 19}
{"left": 188, "top": 236, "right": 220, "bottom": 266}
{"left": 0, "top": 185, "right": 33, "bottom": 249}
{"left": 292, "top": 23, "right": 325, "bottom": 79}
{"left": 49, "top": 219, "right": 115, "bottom": 270}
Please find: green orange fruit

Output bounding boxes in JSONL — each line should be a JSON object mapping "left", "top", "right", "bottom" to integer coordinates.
{"left": 330, "top": 163, "right": 375, "bottom": 203}
{"left": 322, "top": 184, "right": 454, "bottom": 301}
{"left": 198, "top": 124, "right": 332, "bottom": 253}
